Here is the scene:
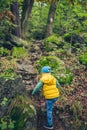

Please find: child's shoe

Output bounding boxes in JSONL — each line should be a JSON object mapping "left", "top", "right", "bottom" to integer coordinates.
{"left": 43, "top": 124, "right": 53, "bottom": 129}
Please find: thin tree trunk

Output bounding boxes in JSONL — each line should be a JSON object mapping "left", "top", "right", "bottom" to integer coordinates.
{"left": 45, "top": 1, "right": 58, "bottom": 37}
{"left": 21, "top": 0, "right": 34, "bottom": 39}
{"left": 10, "top": 1, "right": 21, "bottom": 37}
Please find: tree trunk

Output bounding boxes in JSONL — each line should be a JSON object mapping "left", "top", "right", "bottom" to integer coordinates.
{"left": 10, "top": 1, "right": 21, "bottom": 37}
{"left": 45, "top": 1, "right": 57, "bottom": 37}
{"left": 21, "top": 0, "right": 34, "bottom": 39}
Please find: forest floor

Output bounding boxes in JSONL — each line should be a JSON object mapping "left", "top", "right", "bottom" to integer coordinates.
{"left": 32, "top": 68, "right": 87, "bottom": 130}
{"left": 29, "top": 40, "right": 87, "bottom": 130}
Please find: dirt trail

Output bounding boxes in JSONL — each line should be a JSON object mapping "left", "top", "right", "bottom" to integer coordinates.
{"left": 37, "top": 109, "right": 66, "bottom": 130}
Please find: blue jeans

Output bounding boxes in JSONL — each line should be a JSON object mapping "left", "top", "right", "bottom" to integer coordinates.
{"left": 46, "top": 97, "right": 58, "bottom": 126}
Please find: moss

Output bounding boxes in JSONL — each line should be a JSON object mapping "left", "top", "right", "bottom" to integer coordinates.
{"left": 44, "top": 34, "right": 64, "bottom": 51}
{"left": 79, "top": 53, "right": 87, "bottom": 67}
{"left": 12, "top": 47, "right": 28, "bottom": 59}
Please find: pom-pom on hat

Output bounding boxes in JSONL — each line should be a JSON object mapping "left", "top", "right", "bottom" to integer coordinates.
{"left": 41, "top": 66, "right": 51, "bottom": 73}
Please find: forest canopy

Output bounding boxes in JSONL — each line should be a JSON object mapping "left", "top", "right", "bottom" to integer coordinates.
{"left": 0, "top": 0, "right": 87, "bottom": 39}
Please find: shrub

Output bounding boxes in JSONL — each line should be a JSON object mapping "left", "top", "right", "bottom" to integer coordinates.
{"left": 59, "top": 70, "right": 73, "bottom": 85}
{"left": 64, "top": 33, "right": 85, "bottom": 45}
{"left": 0, "top": 19, "right": 15, "bottom": 41}
{"left": 0, "top": 68, "right": 16, "bottom": 80}
{"left": 0, "top": 116, "right": 15, "bottom": 130}
{"left": 79, "top": 53, "right": 87, "bottom": 67}
{"left": 32, "top": 30, "right": 45, "bottom": 40}
{"left": 35, "top": 56, "right": 65, "bottom": 73}
{"left": 10, "top": 95, "right": 36, "bottom": 130}
{"left": 44, "top": 34, "right": 64, "bottom": 51}
{"left": 70, "top": 100, "right": 83, "bottom": 120}
{"left": 82, "top": 33, "right": 87, "bottom": 44}
{"left": 35, "top": 56, "right": 73, "bottom": 85}
{"left": 0, "top": 47, "right": 9, "bottom": 57}
{"left": 45, "top": 34, "right": 59, "bottom": 43}
{"left": 1, "top": 97, "right": 8, "bottom": 106}
{"left": 12, "top": 47, "right": 28, "bottom": 59}
{"left": 0, "top": 58, "right": 17, "bottom": 73}
{"left": 70, "top": 100, "right": 84, "bottom": 130}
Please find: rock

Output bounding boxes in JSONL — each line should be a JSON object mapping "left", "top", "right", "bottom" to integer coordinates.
{"left": 17, "top": 60, "right": 38, "bottom": 92}
{"left": 64, "top": 33, "right": 86, "bottom": 45}
{"left": 0, "top": 76, "right": 25, "bottom": 116}
{"left": 17, "top": 60, "right": 37, "bottom": 74}
{"left": 0, "top": 77, "right": 37, "bottom": 130}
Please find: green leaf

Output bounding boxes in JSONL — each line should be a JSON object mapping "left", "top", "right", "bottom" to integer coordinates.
{"left": 8, "top": 123, "right": 14, "bottom": 129}
{"left": 0, "top": 122, "right": 7, "bottom": 130}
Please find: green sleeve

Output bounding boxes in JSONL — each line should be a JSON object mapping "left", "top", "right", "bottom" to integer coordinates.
{"left": 32, "top": 80, "right": 43, "bottom": 95}
{"left": 56, "top": 80, "right": 65, "bottom": 93}
{"left": 56, "top": 80, "right": 61, "bottom": 88}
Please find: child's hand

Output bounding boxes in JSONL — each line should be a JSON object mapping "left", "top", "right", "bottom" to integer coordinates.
{"left": 59, "top": 86, "right": 66, "bottom": 94}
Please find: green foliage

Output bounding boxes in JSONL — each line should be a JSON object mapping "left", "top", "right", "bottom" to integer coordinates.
{"left": 70, "top": 100, "right": 85, "bottom": 130}
{"left": 35, "top": 56, "right": 73, "bottom": 85}
{"left": 0, "top": 0, "right": 23, "bottom": 12}
{"left": 0, "top": 0, "right": 10, "bottom": 12}
{"left": 64, "top": 33, "right": 71, "bottom": 41}
{"left": 54, "top": 0, "right": 87, "bottom": 35}
{"left": 28, "top": 2, "right": 49, "bottom": 39}
{"left": 82, "top": 33, "right": 87, "bottom": 43}
{"left": 0, "top": 116, "right": 15, "bottom": 130}
{"left": 0, "top": 19, "right": 15, "bottom": 40}
{"left": 31, "top": 29, "right": 45, "bottom": 40}
{"left": 12, "top": 47, "right": 28, "bottom": 59}
{"left": 69, "top": 119, "right": 86, "bottom": 130}
{"left": 0, "top": 47, "right": 9, "bottom": 57}
{"left": 79, "top": 53, "right": 87, "bottom": 67}
{"left": 1, "top": 97, "right": 8, "bottom": 106}
{"left": 10, "top": 95, "right": 36, "bottom": 130}
{"left": 44, "top": 34, "right": 63, "bottom": 51}
{"left": 71, "top": 100, "right": 83, "bottom": 120}
{"left": 59, "top": 69, "right": 73, "bottom": 85}
{"left": 0, "top": 68, "right": 16, "bottom": 80}
{"left": 59, "top": 94, "right": 68, "bottom": 106}
{"left": 45, "top": 34, "right": 59, "bottom": 43}
{"left": 35, "top": 56, "right": 65, "bottom": 73}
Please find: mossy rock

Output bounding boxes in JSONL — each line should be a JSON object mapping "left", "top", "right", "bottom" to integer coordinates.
{"left": 35, "top": 56, "right": 73, "bottom": 85}
{"left": 12, "top": 47, "right": 28, "bottom": 59}
{"left": 11, "top": 35, "right": 30, "bottom": 48}
{"left": 44, "top": 34, "right": 64, "bottom": 51}
{"left": 4, "top": 35, "right": 30, "bottom": 50}
{"left": 10, "top": 95, "right": 36, "bottom": 130}
{"left": 64, "top": 33, "right": 86, "bottom": 45}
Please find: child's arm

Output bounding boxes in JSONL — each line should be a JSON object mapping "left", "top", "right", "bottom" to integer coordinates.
{"left": 32, "top": 80, "right": 43, "bottom": 95}
{"left": 56, "top": 80, "right": 65, "bottom": 93}
{"left": 56, "top": 80, "right": 61, "bottom": 88}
